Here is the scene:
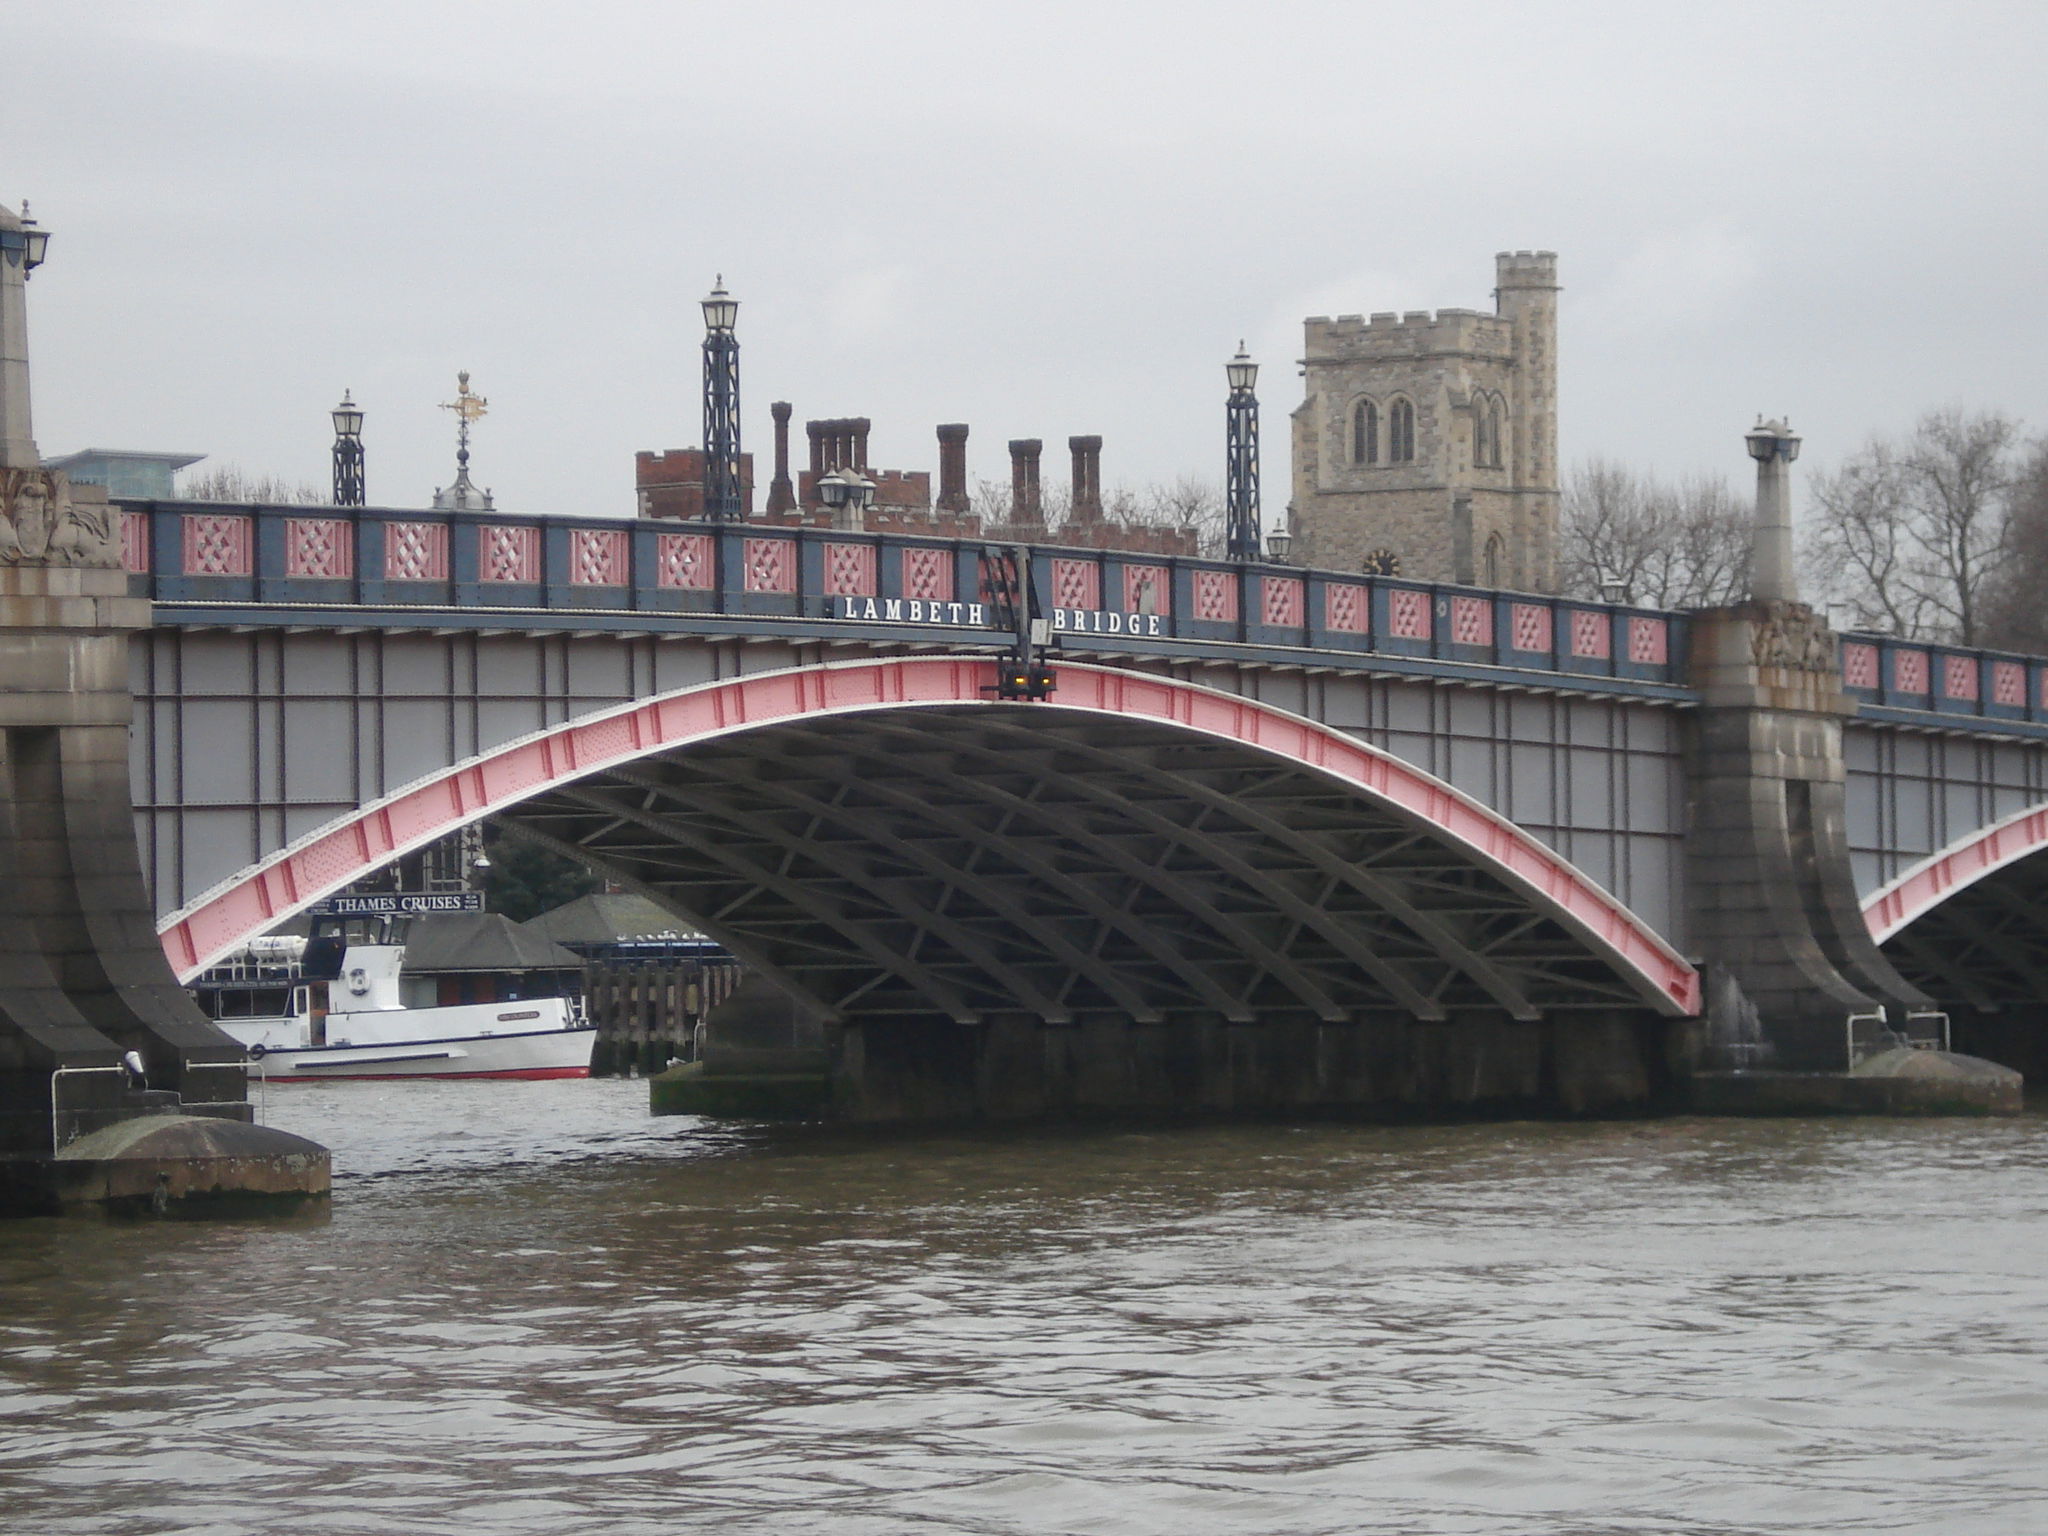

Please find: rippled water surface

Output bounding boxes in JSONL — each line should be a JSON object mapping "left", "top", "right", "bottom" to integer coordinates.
{"left": 4, "top": 1081, "right": 2047, "bottom": 1534}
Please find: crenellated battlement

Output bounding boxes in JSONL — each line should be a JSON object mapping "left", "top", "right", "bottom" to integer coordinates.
{"left": 1303, "top": 305, "right": 1515, "bottom": 361}
{"left": 1495, "top": 248, "right": 1559, "bottom": 288}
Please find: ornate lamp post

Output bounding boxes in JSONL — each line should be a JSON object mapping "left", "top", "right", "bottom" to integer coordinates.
{"left": 1, "top": 201, "right": 51, "bottom": 472}
{"left": 1745, "top": 417, "right": 1802, "bottom": 605}
{"left": 330, "top": 391, "right": 365, "bottom": 507}
{"left": 1225, "top": 342, "right": 1261, "bottom": 560}
{"left": 701, "top": 276, "right": 742, "bottom": 521}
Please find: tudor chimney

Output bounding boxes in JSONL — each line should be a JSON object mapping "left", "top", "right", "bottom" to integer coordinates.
{"left": 936, "top": 423, "right": 969, "bottom": 513}
{"left": 1069, "top": 435, "right": 1103, "bottom": 524}
{"left": 1008, "top": 439, "right": 1042, "bottom": 526}
{"left": 767, "top": 401, "right": 795, "bottom": 514}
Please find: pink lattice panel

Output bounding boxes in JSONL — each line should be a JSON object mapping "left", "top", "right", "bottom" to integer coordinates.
{"left": 1192, "top": 569, "right": 1238, "bottom": 623}
{"left": 385, "top": 522, "right": 448, "bottom": 581}
{"left": 1511, "top": 602, "right": 1553, "bottom": 653}
{"left": 1943, "top": 654, "right": 1980, "bottom": 701}
{"left": 1993, "top": 660, "right": 2026, "bottom": 707}
{"left": 1893, "top": 649, "right": 1930, "bottom": 694}
{"left": 1261, "top": 576, "right": 1304, "bottom": 627}
{"left": 744, "top": 537, "right": 797, "bottom": 594}
{"left": 1124, "top": 564, "right": 1171, "bottom": 616}
{"left": 1627, "top": 616, "right": 1668, "bottom": 666}
{"left": 570, "top": 528, "right": 628, "bottom": 586}
{"left": 1570, "top": 610, "right": 1612, "bottom": 660}
{"left": 1052, "top": 558, "right": 1100, "bottom": 612}
{"left": 181, "top": 513, "right": 252, "bottom": 577}
{"left": 121, "top": 511, "right": 150, "bottom": 573}
{"left": 656, "top": 532, "right": 714, "bottom": 590}
{"left": 480, "top": 525, "right": 540, "bottom": 583}
{"left": 902, "top": 545, "right": 953, "bottom": 601}
{"left": 1451, "top": 596, "right": 1492, "bottom": 646}
{"left": 1388, "top": 588, "right": 1430, "bottom": 640}
{"left": 823, "top": 543, "right": 878, "bottom": 597}
{"left": 284, "top": 517, "right": 353, "bottom": 579}
{"left": 1324, "top": 582, "right": 1368, "bottom": 634}
{"left": 1841, "top": 641, "right": 1879, "bottom": 690}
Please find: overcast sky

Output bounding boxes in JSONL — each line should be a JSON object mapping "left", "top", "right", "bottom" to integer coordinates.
{"left": 6, "top": 1, "right": 2045, "bottom": 519}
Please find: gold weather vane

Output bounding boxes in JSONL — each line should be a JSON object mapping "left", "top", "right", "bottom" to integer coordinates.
{"left": 440, "top": 369, "right": 489, "bottom": 433}
{"left": 434, "top": 371, "right": 493, "bottom": 511}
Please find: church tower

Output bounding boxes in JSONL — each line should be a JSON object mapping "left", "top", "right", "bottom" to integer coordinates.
{"left": 1290, "top": 251, "right": 1559, "bottom": 592}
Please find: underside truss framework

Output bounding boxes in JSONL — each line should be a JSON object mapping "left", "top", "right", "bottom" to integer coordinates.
{"left": 503, "top": 705, "right": 1674, "bottom": 1026}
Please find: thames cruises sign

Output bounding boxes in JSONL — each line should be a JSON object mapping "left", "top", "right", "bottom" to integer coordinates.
{"left": 307, "top": 892, "right": 484, "bottom": 917}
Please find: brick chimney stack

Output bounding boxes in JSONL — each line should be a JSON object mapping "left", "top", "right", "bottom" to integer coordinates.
{"left": 1009, "top": 439, "right": 1043, "bottom": 526}
{"left": 936, "top": 423, "right": 970, "bottom": 513}
{"left": 1069, "top": 435, "right": 1103, "bottom": 524}
{"left": 767, "top": 401, "right": 795, "bottom": 514}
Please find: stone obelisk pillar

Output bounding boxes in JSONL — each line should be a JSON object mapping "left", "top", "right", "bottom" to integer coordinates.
{"left": 1683, "top": 419, "right": 1930, "bottom": 1070}
{"left": 0, "top": 200, "right": 275, "bottom": 1161}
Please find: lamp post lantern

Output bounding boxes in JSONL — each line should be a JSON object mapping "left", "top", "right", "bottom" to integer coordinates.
{"left": 1225, "top": 341, "right": 1261, "bottom": 560}
{"left": 816, "top": 465, "right": 875, "bottom": 532}
{"left": 1745, "top": 417, "right": 1802, "bottom": 605}
{"left": 701, "top": 276, "right": 742, "bottom": 522}
{"left": 330, "top": 391, "right": 365, "bottom": 507}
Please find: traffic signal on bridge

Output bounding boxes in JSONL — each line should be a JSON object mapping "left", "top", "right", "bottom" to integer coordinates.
{"left": 995, "top": 663, "right": 1057, "bottom": 701}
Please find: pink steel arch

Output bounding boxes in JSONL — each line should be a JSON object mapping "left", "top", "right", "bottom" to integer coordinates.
{"left": 157, "top": 656, "right": 1700, "bottom": 1012}
{"left": 1863, "top": 801, "right": 2048, "bottom": 945}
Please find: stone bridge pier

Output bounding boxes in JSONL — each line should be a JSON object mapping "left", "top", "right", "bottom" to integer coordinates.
{"left": 0, "top": 198, "right": 325, "bottom": 1210}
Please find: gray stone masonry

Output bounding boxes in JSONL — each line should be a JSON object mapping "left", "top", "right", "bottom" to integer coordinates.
{"left": 1292, "top": 252, "right": 1559, "bottom": 591}
{"left": 1684, "top": 601, "right": 1931, "bottom": 1069}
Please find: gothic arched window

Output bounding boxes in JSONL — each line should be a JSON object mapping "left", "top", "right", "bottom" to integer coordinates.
{"left": 1352, "top": 399, "right": 1379, "bottom": 465}
{"left": 1389, "top": 397, "right": 1416, "bottom": 463}
{"left": 1486, "top": 396, "right": 1506, "bottom": 468}
{"left": 1484, "top": 533, "right": 1505, "bottom": 587}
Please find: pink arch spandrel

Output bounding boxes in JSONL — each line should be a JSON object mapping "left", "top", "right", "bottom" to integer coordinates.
{"left": 157, "top": 656, "right": 1700, "bottom": 1013}
{"left": 1863, "top": 801, "right": 2048, "bottom": 946}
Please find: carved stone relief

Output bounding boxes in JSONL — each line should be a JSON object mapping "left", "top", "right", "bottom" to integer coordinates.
{"left": 1749, "top": 599, "right": 1838, "bottom": 674}
{"left": 0, "top": 467, "right": 119, "bottom": 567}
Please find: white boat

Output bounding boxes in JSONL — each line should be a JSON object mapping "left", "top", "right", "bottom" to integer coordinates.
{"left": 192, "top": 907, "right": 595, "bottom": 1082}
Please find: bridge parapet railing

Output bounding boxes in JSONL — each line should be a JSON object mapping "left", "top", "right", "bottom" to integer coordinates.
{"left": 119, "top": 500, "right": 1691, "bottom": 690}
{"left": 1837, "top": 633, "right": 2048, "bottom": 731}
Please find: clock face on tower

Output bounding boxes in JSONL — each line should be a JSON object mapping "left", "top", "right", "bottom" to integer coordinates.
{"left": 1361, "top": 548, "right": 1401, "bottom": 577}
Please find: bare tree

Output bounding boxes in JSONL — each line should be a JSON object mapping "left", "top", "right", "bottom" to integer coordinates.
{"left": 1977, "top": 439, "right": 2048, "bottom": 652}
{"left": 971, "top": 474, "right": 1221, "bottom": 555}
{"left": 174, "top": 463, "right": 330, "bottom": 505}
{"left": 1559, "top": 458, "right": 1749, "bottom": 608}
{"left": 1106, "top": 475, "right": 1224, "bottom": 556}
{"left": 1804, "top": 408, "right": 2021, "bottom": 644}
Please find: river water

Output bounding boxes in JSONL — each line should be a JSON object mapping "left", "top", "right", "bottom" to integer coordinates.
{"left": 2, "top": 1081, "right": 2045, "bottom": 1535}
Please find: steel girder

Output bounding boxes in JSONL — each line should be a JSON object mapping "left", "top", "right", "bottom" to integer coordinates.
{"left": 1881, "top": 849, "right": 2048, "bottom": 1008}
{"left": 498, "top": 704, "right": 1674, "bottom": 1027}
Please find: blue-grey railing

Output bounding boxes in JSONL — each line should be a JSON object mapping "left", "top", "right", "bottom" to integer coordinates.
{"left": 119, "top": 501, "right": 2048, "bottom": 732}
{"left": 120, "top": 500, "right": 1695, "bottom": 693}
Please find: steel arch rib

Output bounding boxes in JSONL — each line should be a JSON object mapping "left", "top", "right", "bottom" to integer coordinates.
{"left": 156, "top": 655, "right": 1700, "bottom": 1014}
{"left": 570, "top": 768, "right": 1075, "bottom": 1023}
{"left": 493, "top": 819, "right": 847, "bottom": 1023}
{"left": 849, "top": 718, "right": 1397, "bottom": 1021}
{"left": 544, "top": 782, "right": 988, "bottom": 1022}
{"left": 843, "top": 722, "right": 1348, "bottom": 1022}
{"left": 932, "top": 718, "right": 1500, "bottom": 1018}
{"left": 1862, "top": 801, "right": 2048, "bottom": 946}
{"left": 611, "top": 756, "right": 1161, "bottom": 1024}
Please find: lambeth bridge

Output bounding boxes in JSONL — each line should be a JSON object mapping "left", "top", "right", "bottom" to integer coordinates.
{"left": 96, "top": 498, "right": 2048, "bottom": 1119}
